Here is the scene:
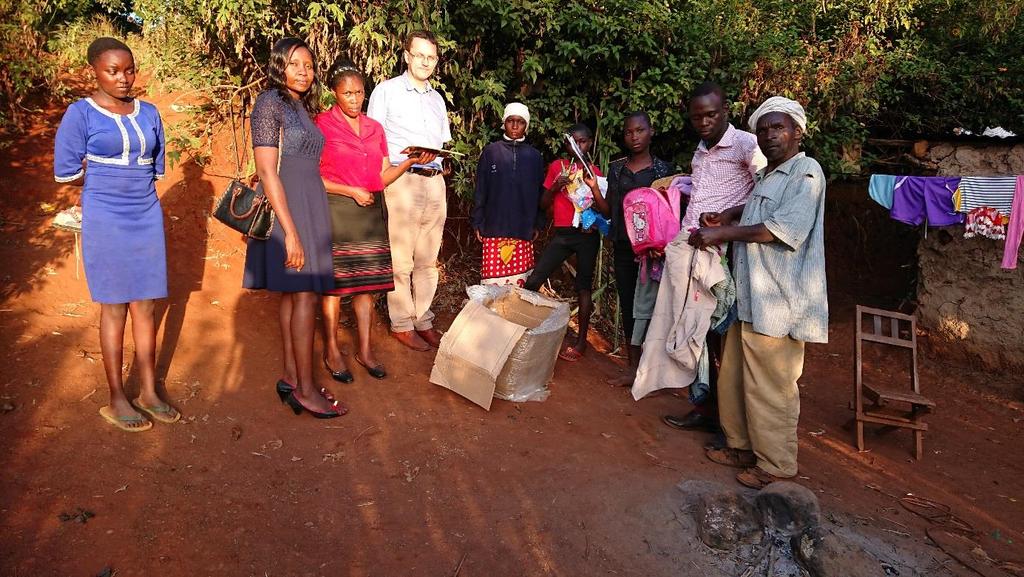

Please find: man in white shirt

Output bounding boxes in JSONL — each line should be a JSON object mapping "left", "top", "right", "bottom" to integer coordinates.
{"left": 367, "top": 30, "right": 451, "bottom": 351}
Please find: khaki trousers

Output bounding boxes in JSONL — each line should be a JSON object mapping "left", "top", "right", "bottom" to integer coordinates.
{"left": 718, "top": 322, "right": 806, "bottom": 477}
{"left": 384, "top": 171, "right": 447, "bottom": 332}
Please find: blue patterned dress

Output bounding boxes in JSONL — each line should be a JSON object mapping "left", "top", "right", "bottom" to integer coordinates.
{"left": 242, "top": 90, "right": 333, "bottom": 293}
{"left": 53, "top": 98, "right": 167, "bottom": 304}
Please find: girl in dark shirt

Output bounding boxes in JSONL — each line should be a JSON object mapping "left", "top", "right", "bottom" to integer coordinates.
{"left": 606, "top": 112, "right": 676, "bottom": 385}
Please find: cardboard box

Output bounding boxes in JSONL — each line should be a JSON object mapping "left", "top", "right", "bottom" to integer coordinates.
{"left": 430, "top": 286, "right": 570, "bottom": 410}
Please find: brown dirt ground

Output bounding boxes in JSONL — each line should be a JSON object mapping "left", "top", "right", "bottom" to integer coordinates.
{"left": 0, "top": 84, "right": 1022, "bottom": 577}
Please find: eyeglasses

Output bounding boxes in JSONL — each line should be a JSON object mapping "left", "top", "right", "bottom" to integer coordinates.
{"left": 406, "top": 52, "right": 439, "bottom": 65}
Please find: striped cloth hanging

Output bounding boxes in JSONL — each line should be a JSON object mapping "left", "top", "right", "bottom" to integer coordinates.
{"left": 956, "top": 176, "right": 1018, "bottom": 214}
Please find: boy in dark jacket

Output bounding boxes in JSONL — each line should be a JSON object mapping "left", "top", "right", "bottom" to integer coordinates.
{"left": 472, "top": 102, "right": 545, "bottom": 286}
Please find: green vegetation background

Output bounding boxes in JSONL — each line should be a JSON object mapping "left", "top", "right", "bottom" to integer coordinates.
{"left": 2, "top": 0, "right": 1022, "bottom": 190}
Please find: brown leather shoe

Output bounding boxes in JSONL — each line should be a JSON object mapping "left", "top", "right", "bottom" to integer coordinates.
{"left": 706, "top": 447, "right": 757, "bottom": 469}
{"left": 416, "top": 328, "right": 443, "bottom": 348}
{"left": 391, "top": 330, "right": 430, "bottom": 351}
{"left": 736, "top": 467, "right": 791, "bottom": 489}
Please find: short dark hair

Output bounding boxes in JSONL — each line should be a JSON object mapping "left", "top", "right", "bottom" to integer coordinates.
{"left": 267, "top": 37, "right": 321, "bottom": 116}
{"left": 624, "top": 111, "right": 652, "bottom": 128}
{"left": 568, "top": 122, "right": 593, "bottom": 139}
{"left": 690, "top": 81, "right": 726, "bottom": 105}
{"left": 87, "top": 37, "right": 132, "bottom": 65}
{"left": 404, "top": 30, "right": 438, "bottom": 51}
{"left": 327, "top": 58, "right": 363, "bottom": 90}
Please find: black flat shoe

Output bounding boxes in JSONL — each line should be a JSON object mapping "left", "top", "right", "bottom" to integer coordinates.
{"left": 323, "top": 355, "right": 354, "bottom": 384}
{"left": 284, "top": 391, "right": 347, "bottom": 419}
{"left": 354, "top": 354, "right": 387, "bottom": 380}
{"left": 662, "top": 411, "right": 720, "bottom": 433}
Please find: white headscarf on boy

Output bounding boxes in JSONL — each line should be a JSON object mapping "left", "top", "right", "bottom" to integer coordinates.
{"left": 502, "top": 102, "right": 530, "bottom": 142}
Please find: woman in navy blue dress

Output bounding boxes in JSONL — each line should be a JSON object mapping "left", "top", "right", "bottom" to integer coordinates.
{"left": 242, "top": 38, "right": 345, "bottom": 418}
{"left": 53, "top": 38, "right": 180, "bottom": 431}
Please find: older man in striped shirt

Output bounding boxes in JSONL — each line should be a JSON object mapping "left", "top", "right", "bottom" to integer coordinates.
{"left": 688, "top": 96, "right": 828, "bottom": 489}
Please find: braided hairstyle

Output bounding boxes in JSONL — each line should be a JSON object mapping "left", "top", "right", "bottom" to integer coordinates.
{"left": 326, "top": 58, "right": 364, "bottom": 90}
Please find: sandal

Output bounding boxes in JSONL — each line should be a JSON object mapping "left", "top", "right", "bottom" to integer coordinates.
{"left": 130, "top": 398, "right": 182, "bottom": 424}
{"left": 558, "top": 346, "right": 584, "bottom": 362}
{"left": 99, "top": 406, "right": 153, "bottom": 432}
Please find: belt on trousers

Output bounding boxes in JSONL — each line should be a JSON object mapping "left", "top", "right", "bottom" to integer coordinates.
{"left": 407, "top": 166, "right": 442, "bottom": 177}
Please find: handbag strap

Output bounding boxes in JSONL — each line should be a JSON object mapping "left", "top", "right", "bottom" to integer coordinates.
{"left": 226, "top": 92, "right": 250, "bottom": 180}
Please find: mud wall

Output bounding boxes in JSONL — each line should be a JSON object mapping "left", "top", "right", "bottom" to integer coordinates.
{"left": 917, "top": 230, "right": 1024, "bottom": 371}
{"left": 926, "top": 142, "right": 1024, "bottom": 175}
{"left": 916, "top": 142, "right": 1024, "bottom": 375}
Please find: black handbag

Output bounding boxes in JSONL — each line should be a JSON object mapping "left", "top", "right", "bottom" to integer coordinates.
{"left": 212, "top": 96, "right": 275, "bottom": 240}
{"left": 213, "top": 179, "right": 274, "bottom": 240}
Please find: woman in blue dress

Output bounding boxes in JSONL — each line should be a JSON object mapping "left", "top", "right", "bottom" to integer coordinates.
{"left": 53, "top": 38, "right": 180, "bottom": 431}
{"left": 243, "top": 38, "right": 345, "bottom": 419}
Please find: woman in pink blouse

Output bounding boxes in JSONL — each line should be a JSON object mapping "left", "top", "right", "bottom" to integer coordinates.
{"left": 316, "top": 59, "right": 433, "bottom": 380}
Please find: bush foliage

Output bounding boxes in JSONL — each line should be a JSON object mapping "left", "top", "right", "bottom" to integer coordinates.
{"left": 5, "top": 0, "right": 1023, "bottom": 186}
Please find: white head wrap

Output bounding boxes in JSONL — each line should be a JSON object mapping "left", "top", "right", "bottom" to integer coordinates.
{"left": 747, "top": 96, "right": 807, "bottom": 132}
{"left": 502, "top": 102, "right": 530, "bottom": 129}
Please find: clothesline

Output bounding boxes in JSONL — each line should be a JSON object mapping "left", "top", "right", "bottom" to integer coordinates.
{"left": 867, "top": 173, "right": 1024, "bottom": 270}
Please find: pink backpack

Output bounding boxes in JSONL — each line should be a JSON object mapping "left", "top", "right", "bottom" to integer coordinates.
{"left": 623, "top": 186, "right": 682, "bottom": 255}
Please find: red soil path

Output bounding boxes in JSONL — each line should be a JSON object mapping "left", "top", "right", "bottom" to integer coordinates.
{"left": 0, "top": 86, "right": 1020, "bottom": 577}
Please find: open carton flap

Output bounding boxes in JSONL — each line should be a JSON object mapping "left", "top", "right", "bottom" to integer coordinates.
{"left": 470, "top": 285, "right": 569, "bottom": 332}
{"left": 429, "top": 299, "right": 527, "bottom": 410}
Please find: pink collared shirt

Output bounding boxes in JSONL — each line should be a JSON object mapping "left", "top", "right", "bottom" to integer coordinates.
{"left": 316, "top": 106, "right": 389, "bottom": 191}
{"left": 682, "top": 124, "right": 767, "bottom": 231}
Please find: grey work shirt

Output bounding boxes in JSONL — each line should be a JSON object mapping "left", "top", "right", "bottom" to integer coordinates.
{"left": 732, "top": 152, "right": 828, "bottom": 343}
{"left": 366, "top": 72, "right": 451, "bottom": 170}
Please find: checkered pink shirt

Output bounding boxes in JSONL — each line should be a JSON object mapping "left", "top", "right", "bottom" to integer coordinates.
{"left": 682, "top": 124, "right": 767, "bottom": 231}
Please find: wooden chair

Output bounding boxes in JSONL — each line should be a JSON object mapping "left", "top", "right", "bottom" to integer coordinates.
{"left": 853, "top": 305, "right": 935, "bottom": 460}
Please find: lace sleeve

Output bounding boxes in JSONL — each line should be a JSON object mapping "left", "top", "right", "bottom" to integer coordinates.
{"left": 250, "top": 91, "right": 282, "bottom": 148}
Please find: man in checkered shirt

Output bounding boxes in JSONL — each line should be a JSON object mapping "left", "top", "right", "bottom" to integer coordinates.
{"left": 662, "top": 81, "right": 766, "bottom": 437}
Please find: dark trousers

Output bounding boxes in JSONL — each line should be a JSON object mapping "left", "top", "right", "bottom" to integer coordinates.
{"left": 693, "top": 330, "right": 722, "bottom": 418}
{"left": 525, "top": 228, "right": 600, "bottom": 292}
{"left": 613, "top": 240, "right": 639, "bottom": 342}
{"left": 693, "top": 242, "right": 734, "bottom": 420}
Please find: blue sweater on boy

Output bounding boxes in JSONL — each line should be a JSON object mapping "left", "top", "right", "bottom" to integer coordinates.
{"left": 472, "top": 138, "right": 545, "bottom": 240}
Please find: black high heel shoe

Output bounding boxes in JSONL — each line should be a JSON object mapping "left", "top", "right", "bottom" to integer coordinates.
{"left": 277, "top": 380, "right": 340, "bottom": 404}
{"left": 323, "top": 355, "right": 354, "bottom": 384}
{"left": 276, "top": 380, "right": 293, "bottom": 403}
{"left": 284, "top": 390, "right": 347, "bottom": 419}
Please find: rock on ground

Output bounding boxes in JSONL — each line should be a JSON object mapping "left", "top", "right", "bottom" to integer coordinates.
{"left": 694, "top": 487, "right": 763, "bottom": 550}
{"left": 755, "top": 481, "right": 822, "bottom": 537}
{"left": 795, "top": 525, "right": 884, "bottom": 577}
